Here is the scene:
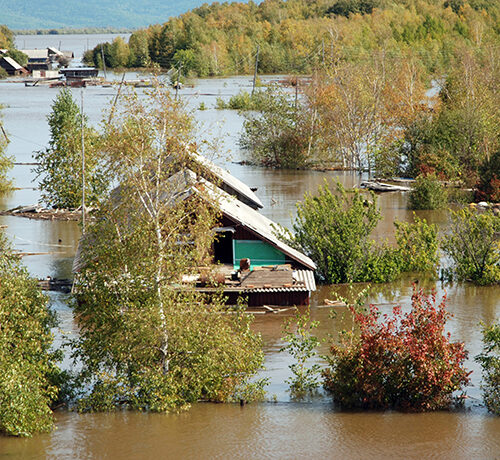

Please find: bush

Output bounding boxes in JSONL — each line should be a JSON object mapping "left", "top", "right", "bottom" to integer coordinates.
{"left": 442, "top": 208, "right": 500, "bottom": 284}
{"left": 280, "top": 308, "right": 321, "bottom": 394}
{"left": 323, "top": 287, "right": 470, "bottom": 411}
{"left": 0, "top": 234, "right": 62, "bottom": 436}
{"left": 215, "top": 90, "right": 268, "bottom": 111}
{"left": 409, "top": 173, "right": 448, "bottom": 210}
{"left": 394, "top": 215, "right": 439, "bottom": 273}
{"left": 285, "top": 182, "right": 381, "bottom": 283}
{"left": 476, "top": 323, "right": 500, "bottom": 415}
{"left": 282, "top": 182, "right": 439, "bottom": 284}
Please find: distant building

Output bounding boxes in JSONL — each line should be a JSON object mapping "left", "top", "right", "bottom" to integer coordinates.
{"left": 59, "top": 67, "right": 99, "bottom": 81}
{"left": 20, "top": 47, "right": 74, "bottom": 71}
{"left": 0, "top": 56, "right": 27, "bottom": 76}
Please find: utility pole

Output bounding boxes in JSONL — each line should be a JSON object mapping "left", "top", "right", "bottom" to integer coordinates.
{"left": 101, "top": 44, "right": 107, "bottom": 80}
{"left": 81, "top": 90, "right": 86, "bottom": 232}
{"left": 252, "top": 45, "right": 260, "bottom": 96}
{"left": 295, "top": 77, "right": 299, "bottom": 110}
{"left": 175, "top": 64, "right": 182, "bottom": 100}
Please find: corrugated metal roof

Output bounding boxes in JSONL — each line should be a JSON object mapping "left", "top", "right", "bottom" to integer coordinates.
{"left": 243, "top": 286, "right": 309, "bottom": 293}
{"left": 205, "top": 186, "right": 316, "bottom": 271}
{"left": 150, "top": 169, "right": 315, "bottom": 270}
{"left": 20, "top": 49, "right": 49, "bottom": 59}
{"left": 74, "top": 169, "right": 316, "bottom": 273}
{"left": 2, "top": 56, "right": 23, "bottom": 70}
{"left": 293, "top": 270, "right": 316, "bottom": 291}
{"left": 192, "top": 152, "right": 263, "bottom": 209}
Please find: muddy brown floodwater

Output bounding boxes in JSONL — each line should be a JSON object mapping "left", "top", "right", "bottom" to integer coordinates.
{"left": 0, "top": 37, "right": 499, "bottom": 459}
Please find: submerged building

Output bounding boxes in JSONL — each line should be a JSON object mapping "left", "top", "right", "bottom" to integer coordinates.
{"left": 74, "top": 156, "right": 316, "bottom": 307}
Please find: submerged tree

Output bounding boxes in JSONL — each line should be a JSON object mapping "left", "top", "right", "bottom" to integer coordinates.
{"left": 34, "top": 88, "right": 107, "bottom": 209}
{"left": 442, "top": 208, "right": 500, "bottom": 285}
{"left": 324, "top": 288, "right": 470, "bottom": 411}
{"left": 476, "top": 322, "right": 500, "bottom": 415}
{"left": 240, "top": 86, "right": 318, "bottom": 169}
{"left": 278, "top": 181, "right": 439, "bottom": 284}
{"left": 73, "top": 85, "right": 264, "bottom": 412}
{"left": 0, "top": 233, "right": 62, "bottom": 436}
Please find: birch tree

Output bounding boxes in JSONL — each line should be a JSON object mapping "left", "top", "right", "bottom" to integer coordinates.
{"left": 73, "top": 84, "right": 264, "bottom": 412}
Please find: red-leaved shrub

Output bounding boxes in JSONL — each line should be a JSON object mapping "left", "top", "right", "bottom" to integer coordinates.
{"left": 323, "top": 287, "right": 470, "bottom": 411}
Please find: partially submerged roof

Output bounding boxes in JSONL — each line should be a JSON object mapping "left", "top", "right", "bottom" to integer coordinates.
{"left": 169, "top": 169, "right": 315, "bottom": 270}
{"left": 74, "top": 169, "right": 315, "bottom": 274}
{"left": 1, "top": 56, "right": 23, "bottom": 70}
{"left": 192, "top": 153, "right": 263, "bottom": 209}
{"left": 208, "top": 185, "right": 316, "bottom": 271}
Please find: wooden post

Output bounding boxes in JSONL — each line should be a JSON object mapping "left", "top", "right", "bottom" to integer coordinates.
{"left": 295, "top": 77, "right": 299, "bottom": 110}
{"left": 101, "top": 44, "right": 107, "bottom": 80}
{"left": 108, "top": 72, "right": 126, "bottom": 125}
{"left": 175, "top": 64, "right": 182, "bottom": 100}
{"left": 252, "top": 45, "right": 260, "bottom": 96}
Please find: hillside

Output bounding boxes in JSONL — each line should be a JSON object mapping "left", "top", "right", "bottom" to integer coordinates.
{"left": 0, "top": 0, "right": 253, "bottom": 30}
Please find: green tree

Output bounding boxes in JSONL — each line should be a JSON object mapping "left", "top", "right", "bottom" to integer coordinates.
{"left": 280, "top": 308, "right": 321, "bottom": 394}
{"left": 73, "top": 84, "right": 264, "bottom": 412}
{"left": 128, "top": 30, "right": 150, "bottom": 67}
{"left": 240, "top": 87, "right": 316, "bottom": 168}
{"left": 476, "top": 323, "right": 500, "bottom": 415}
{"left": 283, "top": 181, "right": 381, "bottom": 283}
{"left": 109, "top": 36, "right": 130, "bottom": 68}
{"left": 442, "top": 208, "right": 500, "bottom": 284}
{"left": 409, "top": 173, "right": 448, "bottom": 210}
{"left": 33, "top": 88, "right": 107, "bottom": 209}
{"left": 0, "top": 234, "right": 61, "bottom": 436}
{"left": 280, "top": 181, "right": 439, "bottom": 284}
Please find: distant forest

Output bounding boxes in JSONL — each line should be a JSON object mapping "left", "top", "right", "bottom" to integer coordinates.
{"left": 83, "top": 0, "right": 500, "bottom": 76}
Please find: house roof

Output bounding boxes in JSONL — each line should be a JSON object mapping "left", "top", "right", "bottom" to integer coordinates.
{"left": 1, "top": 56, "right": 23, "bottom": 70}
{"left": 191, "top": 153, "right": 263, "bottom": 209}
{"left": 20, "top": 49, "right": 49, "bottom": 59}
{"left": 74, "top": 169, "right": 316, "bottom": 273}
{"left": 206, "top": 183, "right": 316, "bottom": 271}
{"left": 47, "top": 47, "right": 64, "bottom": 56}
{"left": 168, "top": 169, "right": 315, "bottom": 270}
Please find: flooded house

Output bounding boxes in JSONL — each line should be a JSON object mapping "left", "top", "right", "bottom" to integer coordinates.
{"left": 59, "top": 67, "right": 99, "bottom": 82}
{"left": 73, "top": 157, "right": 316, "bottom": 307}
{"left": 0, "top": 55, "right": 27, "bottom": 76}
{"left": 20, "top": 47, "right": 74, "bottom": 72}
{"left": 171, "top": 169, "right": 316, "bottom": 306}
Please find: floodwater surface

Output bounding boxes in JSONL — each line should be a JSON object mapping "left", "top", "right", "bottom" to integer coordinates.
{"left": 0, "top": 35, "right": 499, "bottom": 459}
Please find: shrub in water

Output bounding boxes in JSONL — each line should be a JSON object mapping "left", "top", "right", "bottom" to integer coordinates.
{"left": 409, "top": 173, "right": 447, "bottom": 210}
{"left": 323, "top": 287, "right": 470, "bottom": 411}
{"left": 442, "top": 208, "right": 500, "bottom": 285}
{"left": 476, "top": 323, "right": 500, "bottom": 415}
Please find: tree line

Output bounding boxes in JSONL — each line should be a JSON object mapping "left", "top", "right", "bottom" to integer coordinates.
{"left": 83, "top": 0, "right": 500, "bottom": 76}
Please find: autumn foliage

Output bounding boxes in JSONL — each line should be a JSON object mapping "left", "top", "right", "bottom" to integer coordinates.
{"left": 323, "top": 288, "right": 470, "bottom": 411}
